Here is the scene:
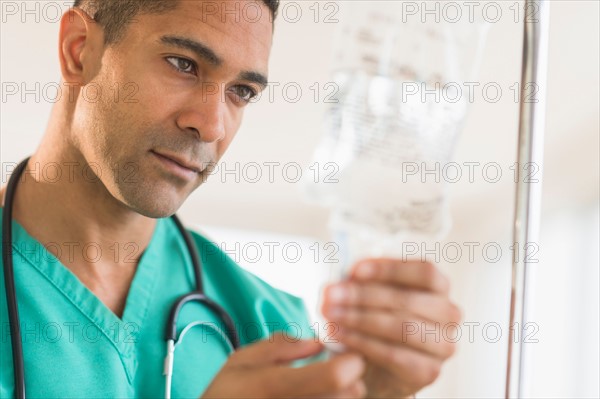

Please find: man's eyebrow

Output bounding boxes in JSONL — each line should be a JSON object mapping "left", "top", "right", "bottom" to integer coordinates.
{"left": 238, "top": 71, "right": 268, "bottom": 90}
{"left": 159, "top": 35, "right": 222, "bottom": 66}
{"left": 159, "top": 35, "right": 268, "bottom": 89}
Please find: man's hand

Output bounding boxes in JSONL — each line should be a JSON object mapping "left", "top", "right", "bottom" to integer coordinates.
{"left": 321, "top": 259, "right": 462, "bottom": 398}
{"left": 202, "top": 333, "right": 367, "bottom": 398}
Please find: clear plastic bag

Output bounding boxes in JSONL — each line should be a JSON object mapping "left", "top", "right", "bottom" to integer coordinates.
{"left": 304, "top": 2, "right": 490, "bottom": 280}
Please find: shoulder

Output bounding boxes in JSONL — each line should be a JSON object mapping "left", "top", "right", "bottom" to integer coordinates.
{"left": 183, "top": 225, "right": 315, "bottom": 343}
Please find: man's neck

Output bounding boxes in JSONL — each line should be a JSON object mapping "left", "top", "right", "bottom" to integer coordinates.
{"left": 1, "top": 131, "right": 157, "bottom": 317}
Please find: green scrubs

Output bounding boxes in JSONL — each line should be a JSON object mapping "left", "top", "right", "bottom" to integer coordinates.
{"left": 1, "top": 213, "right": 316, "bottom": 398}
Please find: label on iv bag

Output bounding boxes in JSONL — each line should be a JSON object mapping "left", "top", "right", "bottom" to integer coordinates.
{"left": 304, "top": 71, "right": 467, "bottom": 244}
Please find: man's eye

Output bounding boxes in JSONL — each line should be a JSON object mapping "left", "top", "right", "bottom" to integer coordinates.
{"left": 166, "top": 56, "right": 196, "bottom": 75}
{"left": 230, "top": 85, "right": 257, "bottom": 103}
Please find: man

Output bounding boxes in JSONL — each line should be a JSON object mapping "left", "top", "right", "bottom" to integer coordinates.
{"left": 0, "top": 0, "right": 462, "bottom": 397}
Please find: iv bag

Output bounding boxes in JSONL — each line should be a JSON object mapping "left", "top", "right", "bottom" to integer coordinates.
{"left": 304, "top": 2, "right": 490, "bottom": 274}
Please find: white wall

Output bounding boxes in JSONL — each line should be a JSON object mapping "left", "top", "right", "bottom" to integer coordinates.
{"left": 1, "top": 1, "right": 598, "bottom": 397}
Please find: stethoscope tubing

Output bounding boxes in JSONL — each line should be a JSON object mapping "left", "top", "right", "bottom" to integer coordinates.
{"left": 2, "top": 157, "right": 239, "bottom": 399}
{"left": 2, "top": 157, "right": 30, "bottom": 399}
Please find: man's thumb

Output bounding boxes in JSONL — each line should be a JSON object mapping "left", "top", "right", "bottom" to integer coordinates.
{"left": 229, "top": 332, "right": 323, "bottom": 367}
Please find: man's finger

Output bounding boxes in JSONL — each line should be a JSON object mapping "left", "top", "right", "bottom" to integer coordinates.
{"left": 323, "top": 307, "right": 457, "bottom": 359}
{"left": 300, "top": 379, "right": 367, "bottom": 399}
{"left": 262, "top": 353, "right": 366, "bottom": 398}
{"left": 349, "top": 259, "right": 450, "bottom": 294}
{"left": 322, "top": 282, "right": 462, "bottom": 325}
{"left": 229, "top": 333, "right": 324, "bottom": 367}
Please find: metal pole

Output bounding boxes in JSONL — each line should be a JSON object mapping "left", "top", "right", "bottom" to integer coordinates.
{"left": 506, "top": 0, "right": 550, "bottom": 397}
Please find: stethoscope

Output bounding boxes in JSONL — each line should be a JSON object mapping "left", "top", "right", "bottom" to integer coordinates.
{"left": 2, "top": 157, "right": 240, "bottom": 399}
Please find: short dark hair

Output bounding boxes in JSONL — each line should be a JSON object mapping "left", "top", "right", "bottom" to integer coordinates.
{"left": 73, "top": 0, "right": 280, "bottom": 45}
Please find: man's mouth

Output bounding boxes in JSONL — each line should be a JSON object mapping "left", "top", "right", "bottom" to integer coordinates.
{"left": 150, "top": 150, "right": 203, "bottom": 180}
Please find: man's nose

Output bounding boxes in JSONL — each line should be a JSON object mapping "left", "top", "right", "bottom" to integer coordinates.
{"left": 176, "top": 83, "right": 226, "bottom": 143}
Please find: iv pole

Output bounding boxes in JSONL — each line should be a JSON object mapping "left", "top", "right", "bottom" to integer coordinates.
{"left": 505, "top": 0, "right": 549, "bottom": 397}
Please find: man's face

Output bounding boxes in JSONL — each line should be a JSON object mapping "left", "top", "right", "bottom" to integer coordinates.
{"left": 72, "top": 0, "right": 273, "bottom": 217}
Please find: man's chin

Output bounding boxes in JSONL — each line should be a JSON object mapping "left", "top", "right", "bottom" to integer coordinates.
{"left": 118, "top": 188, "right": 187, "bottom": 219}
{"left": 132, "top": 204, "right": 180, "bottom": 219}
{"left": 104, "top": 169, "right": 197, "bottom": 218}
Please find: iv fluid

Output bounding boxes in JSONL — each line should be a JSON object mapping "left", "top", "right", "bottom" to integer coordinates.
{"left": 304, "top": 3, "right": 489, "bottom": 280}
{"left": 308, "top": 71, "right": 468, "bottom": 284}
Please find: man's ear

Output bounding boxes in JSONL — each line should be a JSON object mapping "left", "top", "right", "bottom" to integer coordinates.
{"left": 58, "top": 7, "right": 103, "bottom": 85}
